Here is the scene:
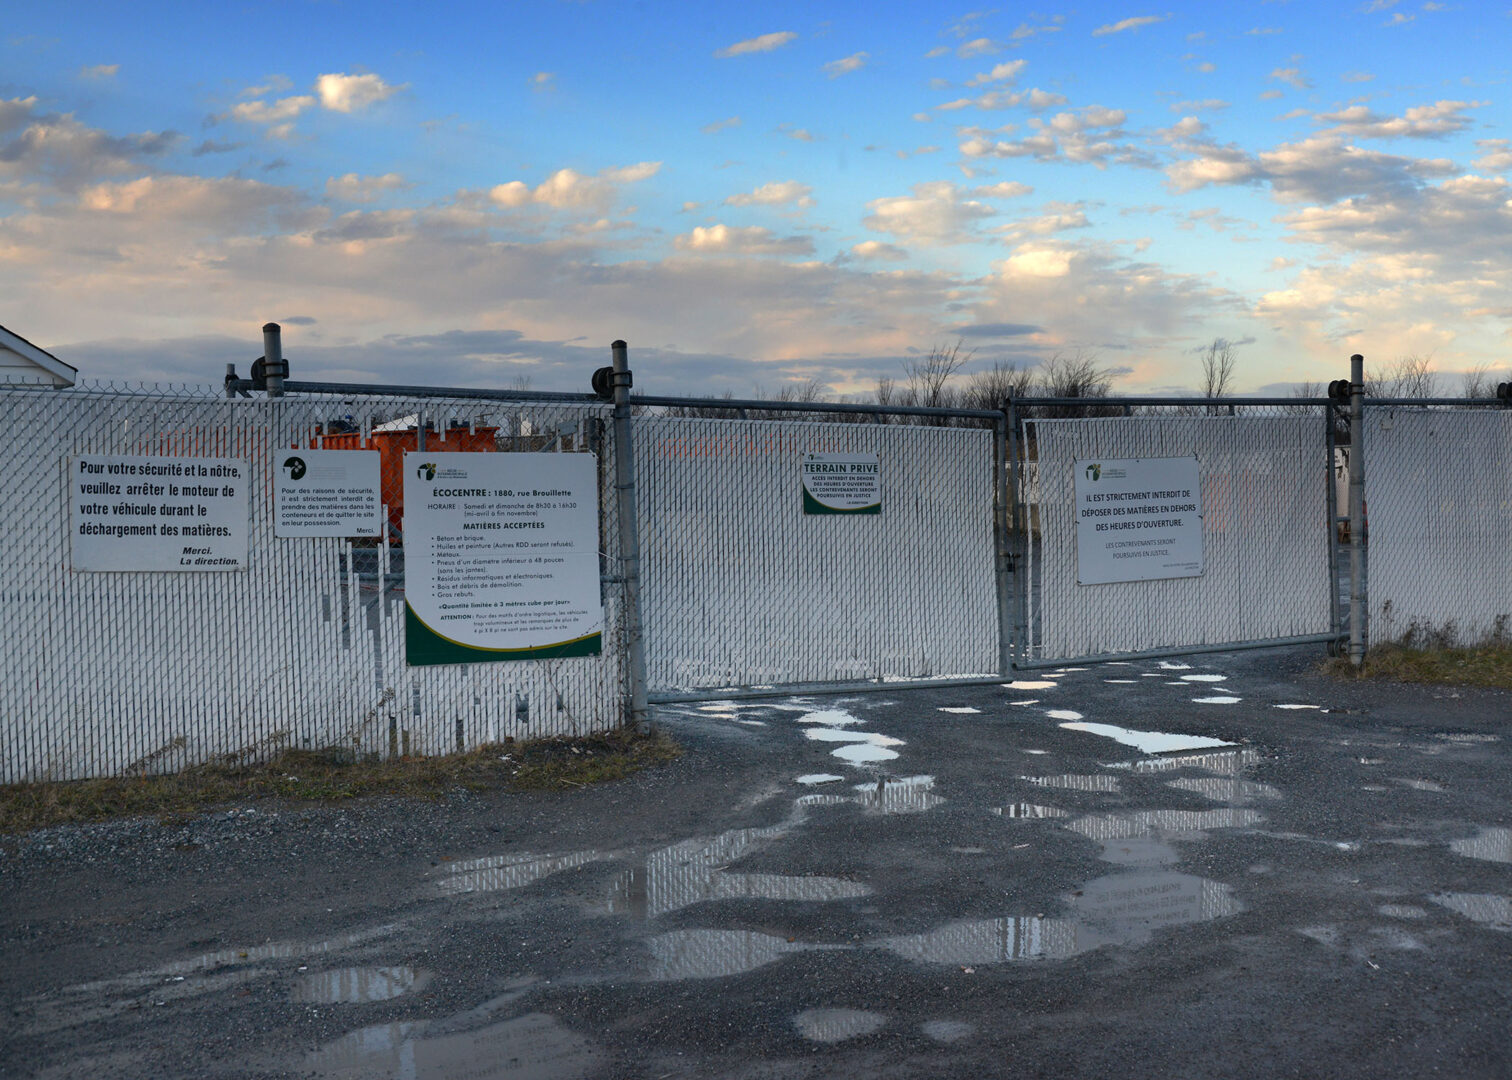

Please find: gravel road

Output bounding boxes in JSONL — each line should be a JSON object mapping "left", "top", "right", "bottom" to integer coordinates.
{"left": 3, "top": 645, "right": 1509, "bottom": 1079}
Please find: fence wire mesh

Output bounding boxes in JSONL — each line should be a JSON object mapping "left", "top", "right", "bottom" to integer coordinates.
{"left": 634, "top": 415, "right": 999, "bottom": 690}
{"left": 1365, "top": 407, "right": 1512, "bottom": 644}
{"left": 0, "top": 383, "right": 623, "bottom": 783}
{"left": 1023, "top": 414, "right": 1332, "bottom": 660}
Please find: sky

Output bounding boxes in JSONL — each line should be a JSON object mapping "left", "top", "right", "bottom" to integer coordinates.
{"left": 4, "top": 1, "right": 1512, "bottom": 398}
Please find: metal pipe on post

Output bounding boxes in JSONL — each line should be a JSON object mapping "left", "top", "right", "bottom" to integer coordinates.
{"left": 262, "top": 322, "right": 285, "bottom": 398}
{"left": 1348, "top": 353, "right": 1366, "bottom": 668}
{"left": 610, "top": 340, "right": 649, "bottom": 730}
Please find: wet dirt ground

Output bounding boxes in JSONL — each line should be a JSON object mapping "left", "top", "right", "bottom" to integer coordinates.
{"left": 3, "top": 646, "right": 1510, "bottom": 1079}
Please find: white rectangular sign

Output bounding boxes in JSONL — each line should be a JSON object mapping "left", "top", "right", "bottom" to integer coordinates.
{"left": 403, "top": 452, "right": 602, "bottom": 666}
{"left": 802, "top": 452, "right": 881, "bottom": 515}
{"left": 1074, "top": 456, "right": 1204, "bottom": 585}
{"left": 274, "top": 449, "right": 383, "bottom": 538}
{"left": 71, "top": 455, "right": 249, "bottom": 572}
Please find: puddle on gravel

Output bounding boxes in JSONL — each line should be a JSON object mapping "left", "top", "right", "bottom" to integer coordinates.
{"left": 1392, "top": 778, "right": 1446, "bottom": 793}
{"left": 795, "top": 708, "right": 866, "bottom": 728}
{"left": 1192, "top": 696, "right": 1242, "bottom": 705}
{"left": 795, "top": 773, "right": 844, "bottom": 785}
{"left": 1377, "top": 904, "right": 1429, "bottom": 920}
{"left": 803, "top": 728, "right": 904, "bottom": 746}
{"left": 1433, "top": 733, "right": 1499, "bottom": 743}
{"left": 938, "top": 707, "right": 981, "bottom": 714}
{"left": 1274, "top": 704, "right": 1322, "bottom": 710}
{"left": 993, "top": 803, "right": 1071, "bottom": 819}
{"left": 643, "top": 929, "right": 844, "bottom": 981}
{"left": 26, "top": 924, "right": 408, "bottom": 1036}
{"left": 799, "top": 775, "right": 943, "bottom": 815}
{"left": 1003, "top": 680, "right": 1058, "bottom": 690}
{"left": 1022, "top": 773, "right": 1122, "bottom": 792}
{"left": 1157, "top": 661, "right": 1192, "bottom": 670}
{"left": 832, "top": 742, "right": 901, "bottom": 763}
{"left": 792, "top": 1008, "right": 887, "bottom": 1043}
{"left": 1058, "top": 721, "right": 1234, "bottom": 755}
{"left": 607, "top": 814, "right": 871, "bottom": 920}
{"left": 437, "top": 851, "right": 610, "bottom": 896}
{"left": 1450, "top": 827, "right": 1512, "bottom": 864}
{"left": 921, "top": 1019, "right": 976, "bottom": 1043}
{"left": 307, "top": 1011, "right": 604, "bottom": 1079}
{"left": 1429, "top": 893, "right": 1512, "bottom": 930}
{"left": 1112, "top": 748, "right": 1260, "bottom": 774}
{"left": 1045, "top": 709, "right": 1085, "bottom": 721}
{"left": 1068, "top": 808, "right": 1265, "bottom": 844}
{"left": 881, "top": 869, "right": 1241, "bottom": 965}
{"left": 1166, "top": 777, "right": 1280, "bottom": 803}
{"left": 293, "top": 967, "right": 425, "bottom": 1004}
{"left": 1008, "top": 699, "right": 1040, "bottom": 706}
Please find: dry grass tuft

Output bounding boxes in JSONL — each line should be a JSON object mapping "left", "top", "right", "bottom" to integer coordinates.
{"left": 0, "top": 726, "right": 680, "bottom": 835}
{"left": 1323, "top": 643, "right": 1512, "bottom": 689}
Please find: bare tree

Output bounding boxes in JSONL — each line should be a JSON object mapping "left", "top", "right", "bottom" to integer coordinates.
{"left": 900, "top": 338, "right": 973, "bottom": 409}
{"left": 961, "top": 361, "right": 1034, "bottom": 412}
{"left": 1459, "top": 364, "right": 1511, "bottom": 399}
{"left": 1199, "top": 338, "right": 1237, "bottom": 413}
{"left": 1031, "top": 350, "right": 1119, "bottom": 417}
{"left": 1370, "top": 354, "right": 1438, "bottom": 398}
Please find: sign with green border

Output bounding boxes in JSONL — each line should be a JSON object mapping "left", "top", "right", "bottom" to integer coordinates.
{"left": 801, "top": 453, "right": 881, "bottom": 515}
{"left": 403, "top": 451, "right": 602, "bottom": 666}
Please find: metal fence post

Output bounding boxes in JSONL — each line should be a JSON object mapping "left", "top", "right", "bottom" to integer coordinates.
{"left": 1348, "top": 353, "right": 1367, "bottom": 668}
{"left": 1005, "top": 391, "right": 1029, "bottom": 668}
{"left": 993, "top": 411, "right": 1012, "bottom": 674}
{"left": 262, "top": 322, "right": 285, "bottom": 398}
{"left": 610, "top": 340, "right": 650, "bottom": 728}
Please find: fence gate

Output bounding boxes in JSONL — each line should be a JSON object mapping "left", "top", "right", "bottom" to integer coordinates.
{"left": 1014, "top": 411, "right": 1339, "bottom": 666}
{"left": 631, "top": 411, "right": 1004, "bottom": 700}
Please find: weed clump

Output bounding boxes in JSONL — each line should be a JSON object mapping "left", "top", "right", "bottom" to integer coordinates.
{"left": 0, "top": 726, "right": 680, "bottom": 835}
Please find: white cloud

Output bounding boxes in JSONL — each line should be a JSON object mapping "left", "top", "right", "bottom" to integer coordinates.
{"left": 1092, "top": 15, "right": 1171, "bottom": 36}
{"left": 325, "top": 172, "right": 409, "bottom": 202}
{"left": 824, "top": 52, "right": 869, "bottom": 78}
{"left": 314, "top": 73, "right": 403, "bottom": 113}
{"left": 970, "top": 181, "right": 1033, "bottom": 199}
{"left": 0, "top": 98, "right": 180, "bottom": 188}
{"left": 715, "top": 32, "right": 797, "bottom": 58}
{"left": 966, "top": 60, "right": 1027, "bottom": 87}
{"left": 937, "top": 87, "right": 1066, "bottom": 112}
{"left": 229, "top": 96, "right": 315, "bottom": 126}
{"left": 850, "top": 240, "right": 909, "bottom": 261}
{"left": 1166, "top": 133, "right": 1458, "bottom": 203}
{"left": 1269, "top": 66, "right": 1311, "bottom": 90}
{"left": 725, "top": 181, "right": 815, "bottom": 208}
{"left": 488, "top": 162, "right": 660, "bottom": 213}
{"left": 673, "top": 224, "right": 814, "bottom": 255}
{"left": 958, "top": 38, "right": 999, "bottom": 57}
{"left": 1474, "top": 139, "right": 1512, "bottom": 173}
{"left": 79, "top": 64, "right": 119, "bottom": 79}
{"left": 531, "top": 72, "right": 555, "bottom": 91}
{"left": 863, "top": 181, "right": 996, "bottom": 244}
{"left": 702, "top": 116, "right": 741, "bottom": 134}
{"left": 1314, "top": 100, "right": 1481, "bottom": 140}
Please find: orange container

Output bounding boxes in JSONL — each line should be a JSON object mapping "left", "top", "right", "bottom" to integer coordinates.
{"left": 319, "top": 425, "right": 498, "bottom": 542}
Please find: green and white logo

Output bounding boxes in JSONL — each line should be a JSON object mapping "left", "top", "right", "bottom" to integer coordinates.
{"left": 1085, "top": 463, "right": 1101, "bottom": 481}
{"left": 282, "top": 455, "right": 307, "bottom": 481}
{"left": 416, "top": 462, "right": 437, "bottom": 480}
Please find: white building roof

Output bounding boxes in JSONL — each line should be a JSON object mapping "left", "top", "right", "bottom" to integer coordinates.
{"left": 0, "top": 325, "right": 77, "bottom": 387}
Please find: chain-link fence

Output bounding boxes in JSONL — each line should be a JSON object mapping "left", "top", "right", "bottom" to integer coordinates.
{"left": 0, "top": 382, "right": 623, "bottom": 782}
{"left": 1016, "top": 409, "right": 1337, "bottom": 663}
{"left": 1365, "top": 406, "right": 1512, "bottom": 645}
{"left": 634, "top": 414, "right": 1000, "bottom": 692}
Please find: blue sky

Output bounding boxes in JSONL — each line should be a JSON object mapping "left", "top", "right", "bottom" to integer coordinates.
{"left": 4, "top": 1, "right": 1511, "bottom": 396}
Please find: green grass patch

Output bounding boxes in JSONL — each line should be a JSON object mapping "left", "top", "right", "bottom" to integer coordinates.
{"left": 0, "top": 726, "right": 681, "bottom": 836}
{"left": 1323, "top": 642, "right": 1512, "bottom": 689}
